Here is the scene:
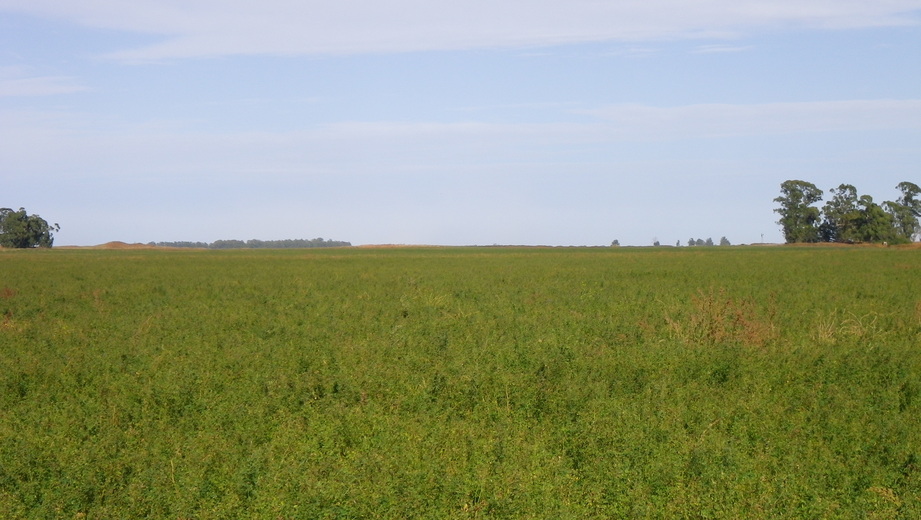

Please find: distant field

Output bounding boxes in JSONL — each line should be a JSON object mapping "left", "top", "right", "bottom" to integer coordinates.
{"left": 2, "top": 246, "right": 919, "bottom": 518}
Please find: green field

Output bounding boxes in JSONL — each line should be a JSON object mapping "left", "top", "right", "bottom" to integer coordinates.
{"left": 2, "top": 246, "right": 920, "bottom": 518}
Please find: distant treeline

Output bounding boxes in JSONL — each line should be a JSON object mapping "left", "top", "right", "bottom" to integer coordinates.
{"left": 149, "top": 238, "right": 351, "bottom": 249}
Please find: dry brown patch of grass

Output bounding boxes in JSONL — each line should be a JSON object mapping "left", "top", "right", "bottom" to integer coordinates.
{"left": 666, "top": 288, "right": 777, "bottom": 348}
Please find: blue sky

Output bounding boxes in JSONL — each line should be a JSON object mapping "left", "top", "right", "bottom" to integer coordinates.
{"left": 2, "top": 1, "right": 920, "bottom": 246}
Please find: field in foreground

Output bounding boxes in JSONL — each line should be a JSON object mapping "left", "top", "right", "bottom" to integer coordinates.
{"left": 1, "top": 246, "right": 920, "bottom": 518}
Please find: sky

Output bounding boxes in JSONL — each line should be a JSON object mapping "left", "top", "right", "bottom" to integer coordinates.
{"left": 2, "top": 1, "right": 920, "bottom": 246}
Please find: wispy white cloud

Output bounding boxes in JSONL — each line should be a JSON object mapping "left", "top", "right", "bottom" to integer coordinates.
{"left": 2, "top": 0, "right": 919, "bottom": 59}
{"left": 0, "top": 67, "right": 87, "bottom": 96}
{"left": 0, "top": 76, "right": 87, "bottom": 96}
{"left": 447, "top": 101, "right": 580, "bottom": 113}
{"left": 692, "top": 44, "right": 753, "bottom": 53}
{"left": 580, "top": 99, "right": 921, "bottom": 139}
{"left": 4, "top": 99, "right": 918, "bottom": 183}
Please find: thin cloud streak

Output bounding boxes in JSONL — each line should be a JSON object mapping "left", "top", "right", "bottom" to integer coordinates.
{"left": 692, "top": 44, "right": 753, "bottom": 53}
{"left": 2, "top": 1, "right": 920, "bottom": 59}
{"left": 0, "top": 67, "right": 88, "bottom": 97}
{"left": 4, "top": 99, "right": 919, "bottom": 183}
{"left": 580, "top": 100, "right": 921, "bottom": 139}
{"left": 0, "top": 77, "right": 87, "bottom": 96}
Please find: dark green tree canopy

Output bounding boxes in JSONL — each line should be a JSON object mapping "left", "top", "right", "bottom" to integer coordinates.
{"left": 889, "top": 181, "right": 921, "bottom": 241}
{"left": 855, "top": 195, "right": 899, "bottom": 244}
{"left": 776, "top": 181, "right": 920, "bottom": 244}
{"left": 774, "top": 180, "right": 823, "bottom": 243}
{"left": 0, "top": 207, "right": 59, "bottom": 248}
{"left": 819, "top": 184, "right": 860, "bottom": 243}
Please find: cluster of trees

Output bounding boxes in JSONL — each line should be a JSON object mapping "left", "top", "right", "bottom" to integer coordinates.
{"left": 0, "top": 207, "right": 59, "bottom": 248}
{"left": 774, "top": 181, "right": 920, "bottom": 244}
{"left": 613, "top": 237, "right": 732, "bottom": 247}
{"left": 686, "top": 237, "right": 731, "bottom": 247}
{"left": 150, "top": 238, "right": 351, "bottom": 249}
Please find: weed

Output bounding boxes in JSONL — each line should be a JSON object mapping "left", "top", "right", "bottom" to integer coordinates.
{"left": 666, "top": 288, "right": 776, "bottom": 348}
{"left": 813, "top": 310, "right": 888, "bottom": 345}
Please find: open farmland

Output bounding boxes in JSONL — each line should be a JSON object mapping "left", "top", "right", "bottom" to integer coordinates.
{"left": 1, "top": 246, "right": 920, "bottom": 518}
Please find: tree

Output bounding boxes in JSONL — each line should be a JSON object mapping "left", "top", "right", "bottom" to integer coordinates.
{"left": 819, "top": 184, "right": 861, "bottom": 243}
{"left": 855, "top": 195, "right": 899, "bottom": 244}
{"left": 885, "top": 181, "right": 921, "bottom": 242}
{"left": 719, "top": 237, "right": 730, "bottom": 246}
{"left": 210, "top": 239, "right": 247, "bottom": 249}
{"left": 0, "top": 207, "right": 59, "bottom": 248}
{"left": 774, "top": 180, "right": 823, "bottom": 243}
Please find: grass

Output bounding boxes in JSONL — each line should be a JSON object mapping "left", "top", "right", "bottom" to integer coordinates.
{"left": 1, "top": 246, "right": 920, "bottom": 518}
